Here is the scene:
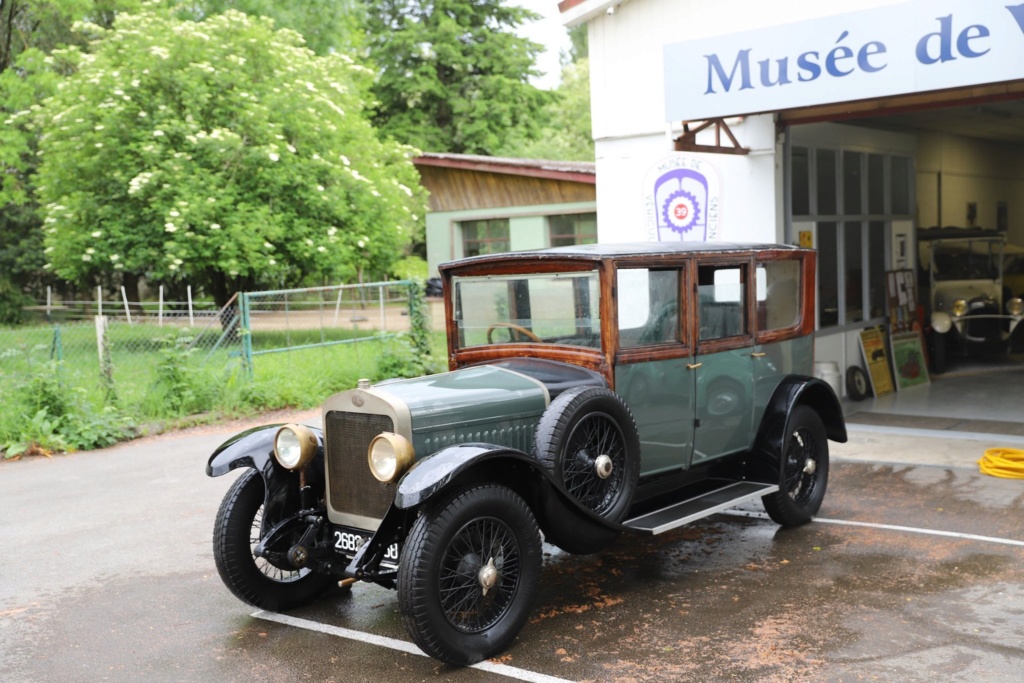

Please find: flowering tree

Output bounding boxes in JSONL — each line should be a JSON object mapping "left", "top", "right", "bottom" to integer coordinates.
{"left": 34, "top": 7, "right": 426, "bottom": 305}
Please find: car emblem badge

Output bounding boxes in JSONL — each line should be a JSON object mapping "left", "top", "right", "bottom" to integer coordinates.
{"left": 352, "top": 395, "right": 364, "bottom": 407}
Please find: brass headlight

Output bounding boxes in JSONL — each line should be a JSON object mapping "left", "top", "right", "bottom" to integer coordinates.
{"left": 951, "top": 299, "right": 968, "bottom": 317}
{"left": 274, "top": 424, "right": 318, "bottom": 470}
{"left": 1008, "top": 297, "right": 1024, "bottom": 317}
{"left": 368, "top": 432, "right": 415, "bottom": 483}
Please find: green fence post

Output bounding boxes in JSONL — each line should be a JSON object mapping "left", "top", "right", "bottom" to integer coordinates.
{"left": 241, "top": 292, "right": 254, "bottom": 378}
{"left": 51, "top": 325, "right": 64, "bottom": 362}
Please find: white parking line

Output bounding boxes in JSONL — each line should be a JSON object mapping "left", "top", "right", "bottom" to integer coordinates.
{"left": 725, "top": 509, "right": 1024, "bottom": 547}
{"left": 251, "top": 610, "right": 575, "bottom": 683}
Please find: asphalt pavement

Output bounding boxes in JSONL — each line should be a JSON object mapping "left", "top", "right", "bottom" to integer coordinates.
{"left": 1, "top": 403, "right": 1022, "bottom": 682}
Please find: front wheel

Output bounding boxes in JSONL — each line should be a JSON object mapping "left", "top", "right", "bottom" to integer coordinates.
{"left": 213, "top": 469, "right": 332, "bottom": 611}
{"left": 762, "top": 405, "right": 829, "bottom": 528}
{"left": 930, "top": 331, "right": 947, "bottom": 375}
{"left": 398, "top": 485, "right": 542, "bottom": 665}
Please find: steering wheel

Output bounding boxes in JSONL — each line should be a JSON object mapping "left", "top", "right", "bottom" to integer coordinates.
{"left": 486, "top": 322, "right": 542, "bottom": 344}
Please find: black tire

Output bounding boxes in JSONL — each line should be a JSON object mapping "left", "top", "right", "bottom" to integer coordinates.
{"left": 534, "top": 386, "right": 640, "bottom": 522}
{"left": 931, "top": 331, "right": 947, "bottom": 375}
{"left": 762, "top": 405, "right": 829, "bottom": 528}
{"left": 398, "top": 485, "right": 542, "bottom": 665}
{"left": 846, "top": 366, "right": 871, "bottom": 401}
{"left": 213, "top": 469, "right": 332, "bottom": 611}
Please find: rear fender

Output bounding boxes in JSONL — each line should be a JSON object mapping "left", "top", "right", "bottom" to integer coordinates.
{"left": 206, "top": 424, "right": 325, "bottom": 531}
{"left": 746, "top": 376, "right": 847, "bottom": 482}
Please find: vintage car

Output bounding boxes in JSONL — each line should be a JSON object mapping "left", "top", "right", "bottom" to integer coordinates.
{"left": 919, "top": 228, "right": 1024, "bottom": 373}
{"left": 207, "top": 242, "right": 847, "bottom": 665}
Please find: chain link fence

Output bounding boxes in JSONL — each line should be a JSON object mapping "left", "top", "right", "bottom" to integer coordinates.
{"left": 0, "top": 280, "right": 432, "bottom": 414}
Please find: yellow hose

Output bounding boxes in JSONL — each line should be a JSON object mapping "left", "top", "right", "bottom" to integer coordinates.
{"left": 978, "top": 448, "right": 1024, "bottom": 479}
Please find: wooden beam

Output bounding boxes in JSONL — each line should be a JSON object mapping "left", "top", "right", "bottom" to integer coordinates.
{"left": 777, "top": 80, "right": 1024, "bottom": 126}
{"left": 673, "top": 118, "right": 749, "bottom": 155}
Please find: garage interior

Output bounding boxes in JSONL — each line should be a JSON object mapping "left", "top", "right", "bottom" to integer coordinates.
{"left": 781, "top": 82, "right": 1024, "bottom": 435}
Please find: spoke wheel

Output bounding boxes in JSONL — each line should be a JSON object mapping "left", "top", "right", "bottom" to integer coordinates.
{"left": 398, "top": 485, "right": 541, "bottom": 665}
{"left": 535, "top": 386, "right": 640, "bottom": 523}
{"left": 762, "top": 405, "right": 829, "bottom": 528}
{"left": 438, "top": 517, "right": 520, "bottom": 633}
{"left": 213, "top": 469, "right": 331, "bottom": 611}
{"left": 561, "top": 412, "right": 627, "bottom": 515}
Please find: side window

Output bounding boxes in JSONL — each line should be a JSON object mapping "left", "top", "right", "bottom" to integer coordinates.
{"left": 618, "top": 268, "right": 680, "bottom": 348}
{"left": 698, "top": 265, "right": 747, "bottom": 341}
{"left": 756, "top": 260, "right": 802, "bottom": 332}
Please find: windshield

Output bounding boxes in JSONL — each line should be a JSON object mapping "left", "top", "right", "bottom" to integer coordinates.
{"left": 932, "top": 239, "right": 1003, "bottom": 282}
{"left": 452, "top": 271, "right": 601, "bottom": 349}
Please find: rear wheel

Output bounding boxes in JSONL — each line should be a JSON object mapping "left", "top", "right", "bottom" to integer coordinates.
{"left": 398, "top": 485, "right": 542, "bottom": 665}
{"left": 762, "top": 405, "right": 829, "bottom": 528}
{"left": 213, "top": 469, "right": 331, "bottom": 611}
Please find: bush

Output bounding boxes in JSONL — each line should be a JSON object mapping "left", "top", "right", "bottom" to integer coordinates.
{"left": 0, "top": 278, "right": 29, "bottom": 326}
{"left": 390, "top": 256, "right": 428, "bottom": 282}
{"left": 1, "top": 362, "right": 132, "bottom": 459}
{"left": 141, "top": 334, "right": 218, "bottom": 417}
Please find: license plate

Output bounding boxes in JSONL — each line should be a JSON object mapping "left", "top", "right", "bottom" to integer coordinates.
{"left": 332, "top": 527, "right": 400, "bottom": 565}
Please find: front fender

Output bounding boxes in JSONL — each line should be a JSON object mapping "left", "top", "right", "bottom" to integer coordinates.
{"left": 393, "top": 443, "right": 627, "bottom": 553}
{"left": 395, "top": 444, "right": 542, "bottom": 509}
{"left": 206, "top": 424, "right": 325, "bottom": 533}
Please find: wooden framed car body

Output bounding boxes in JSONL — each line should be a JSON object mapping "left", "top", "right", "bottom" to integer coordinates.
{"left": 207, "top": 242, "right": 847, "bottom": 665}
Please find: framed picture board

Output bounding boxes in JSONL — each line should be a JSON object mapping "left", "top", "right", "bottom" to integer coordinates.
{"left": 858, "top": 325, "right": 894, "bottom": 396}
{"left": 885, "top": 269, "right": 917, "bottom": 333}
{"left": 889, "top": 331, "right": 930, "bottom": 391}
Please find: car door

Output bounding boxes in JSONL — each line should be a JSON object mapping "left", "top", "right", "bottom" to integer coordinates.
{"left": 613, "top": 264, "right": 696, "bottom": 477}
{"left": 752, "top": 255, "right": 813, "bottom": 426}
{"left": 691, "top": 260, "right": 755, "bottom": 466}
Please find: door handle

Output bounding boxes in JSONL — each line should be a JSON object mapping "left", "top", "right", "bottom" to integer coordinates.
{"left": 750, "top": 352, "right": 766, "bottom": 358}
{"left": 686, "top": 362, "right": 702, "bottom": 370}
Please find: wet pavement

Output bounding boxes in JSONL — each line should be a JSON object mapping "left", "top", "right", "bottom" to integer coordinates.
{"left": 2, "top": 394, "right": 1023, "bottom": 682}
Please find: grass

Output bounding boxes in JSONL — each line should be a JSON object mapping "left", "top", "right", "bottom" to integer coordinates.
{"left": 0, "top": 318, "right": 447, "bottom": 458}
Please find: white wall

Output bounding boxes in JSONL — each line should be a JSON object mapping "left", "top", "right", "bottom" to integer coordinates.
{"left": 585, "top": 0, "right": 909, "bottom": 247}
{"left": 595, "top": 115, "right": 782, "bottom": 244}
{"left": 585, "top": 0, "right": 908, "bottom": 141}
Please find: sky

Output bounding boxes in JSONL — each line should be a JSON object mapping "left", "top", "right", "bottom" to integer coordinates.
{"left": 513, "top": 0, "right": 573, "bottom": 90}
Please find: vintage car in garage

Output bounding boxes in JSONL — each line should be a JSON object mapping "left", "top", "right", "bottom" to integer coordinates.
{"left": 919, "top": 228, "right": 1024, "bottom": 373}
{"left": 206, "top": 242, "right": 847, "bottom": 665}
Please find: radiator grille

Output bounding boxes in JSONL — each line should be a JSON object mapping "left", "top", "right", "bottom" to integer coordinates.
{"left": 966, "top": 306, "right": 1000, "bottom": 339}
{"left": 325, "top": 411, "right": 396, "bottom": 522}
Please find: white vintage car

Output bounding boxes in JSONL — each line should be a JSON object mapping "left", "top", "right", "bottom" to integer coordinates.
{"left": 920, "top": 228, "right": 1024, "bottom": 373}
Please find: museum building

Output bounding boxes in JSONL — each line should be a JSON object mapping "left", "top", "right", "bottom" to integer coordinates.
{"left": 560, "top": 0, "right": 1024, "bottom": 396}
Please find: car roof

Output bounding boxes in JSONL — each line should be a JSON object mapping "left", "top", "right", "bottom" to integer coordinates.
{"left": 440, "top": 241, "right": 805, "bottom": 271}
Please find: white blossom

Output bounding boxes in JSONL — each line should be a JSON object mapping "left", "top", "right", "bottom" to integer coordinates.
{"left": 210, "top": 223, "right": 221, "bottom": 230}
{"left": 153, "top": 130, "right": 164, "bottom": 137}
{"left": 91, "top": 230, "right": 102, "bottom": 238}
{"left": 268, "top": 152, "right": 280, "bottom": 162}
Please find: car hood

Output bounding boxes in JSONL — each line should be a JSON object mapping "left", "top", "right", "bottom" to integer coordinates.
{"left": 373, "top": 365, "right": 551, "bottom": 432}
{"left": 933, "top": 280, "right": 1000, "bottom": 312}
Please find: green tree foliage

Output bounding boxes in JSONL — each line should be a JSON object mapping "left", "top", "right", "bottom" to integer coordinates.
{"left": 363, "top": 0, "right": 552, "bottom": 155}
{"left": 1, "top": 2, "right": 139, "bottom": 301}
{"left": 32, "top": 8, "right": 427, "bottom": 305}
{"left": 500, "top": 57, "right": 593, "bottom": 162}
{"left": 0, "top": 0, "right": 140, "bottom": 73}
{"left": 178, "top": 0, "right": 364, "bottom": 55}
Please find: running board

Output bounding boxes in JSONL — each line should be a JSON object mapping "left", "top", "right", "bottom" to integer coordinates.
{"left": 624, "top": 481, "right": 778, "bottom": 535}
